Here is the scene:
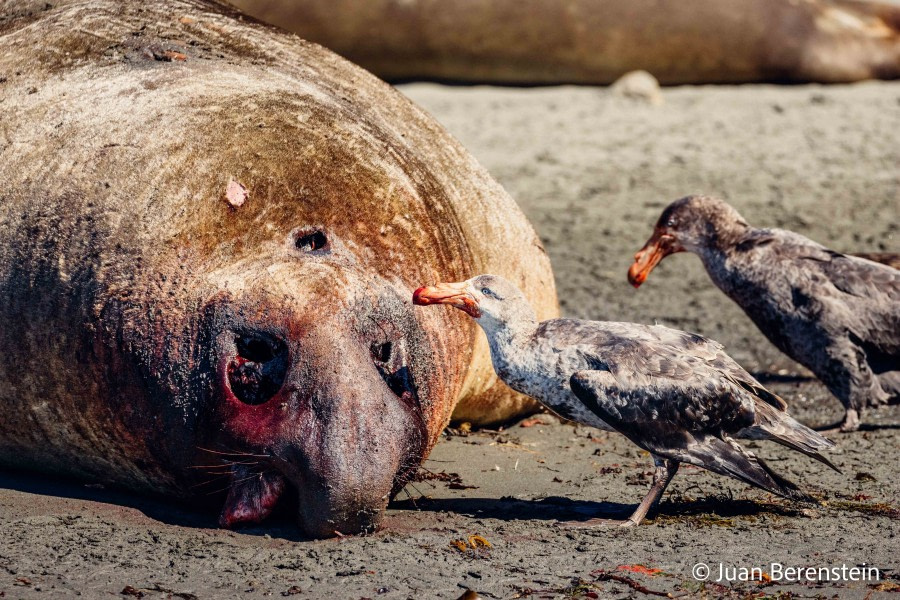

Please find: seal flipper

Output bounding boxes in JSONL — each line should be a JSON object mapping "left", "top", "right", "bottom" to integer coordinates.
{"left": 218, "top": 465, "right": 285, "bottom": 528}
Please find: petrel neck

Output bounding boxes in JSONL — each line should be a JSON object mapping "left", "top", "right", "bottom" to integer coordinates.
{"left": 695, "top": 220, "right": 752, "bottom": 263}
{"left": 695, "top": 223, "right": 767, "bottom": 297}
{"left": 481, "top": 315, "right": 538, "bottom": 361}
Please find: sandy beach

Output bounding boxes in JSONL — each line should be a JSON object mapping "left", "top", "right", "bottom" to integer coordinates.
{"left": 0, "top": 80, "right": 897, "bottom": 599}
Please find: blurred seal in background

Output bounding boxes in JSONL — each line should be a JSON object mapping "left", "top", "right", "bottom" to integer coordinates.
{"left": 228, "top": 0, "right": 900, "bottom": 85}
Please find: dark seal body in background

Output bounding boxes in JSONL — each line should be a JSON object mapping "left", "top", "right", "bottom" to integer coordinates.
{"left": 227, "top": 0, "right": 900, "bottom": 85}
{"left": 0, "top": 0, "right": 556, "bottom": 537}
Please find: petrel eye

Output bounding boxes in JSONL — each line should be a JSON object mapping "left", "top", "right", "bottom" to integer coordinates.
{"left": 666, "top": 217, "right": 678, "bottom": 228}
{"left": 481, "top": 288, "right": 493, "bottom": 297}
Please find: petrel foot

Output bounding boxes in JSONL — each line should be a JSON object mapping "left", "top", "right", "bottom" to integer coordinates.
{"left": 816, "top": 409, "right": 861, "bottom": 434}
{"left": 839, "top": 409, "right": 861, "bottom": 433}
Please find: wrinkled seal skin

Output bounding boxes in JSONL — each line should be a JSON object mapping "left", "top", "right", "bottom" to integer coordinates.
{"left": 228, "top": 0, "right": 900, "bottom": 85}
{"left": 0, "top": 0, "right": 556, "bottom": 537}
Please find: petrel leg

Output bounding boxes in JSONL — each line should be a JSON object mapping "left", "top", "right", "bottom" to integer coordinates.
{"left": 556, "top": 457, "right": 679, "bottom": 529}
{"left": 621, "top": 457, "right": 680, "bottom": 527}
{"left": 817, "top": 351, "right": 871, "bottom": 433}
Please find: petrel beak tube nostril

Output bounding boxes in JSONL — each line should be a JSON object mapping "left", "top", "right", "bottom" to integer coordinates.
{"left": 628, "top": 229, "right": 678, "bottom": 287}
{"left": 413, "top": 282, "right": 481, "bottom": 318}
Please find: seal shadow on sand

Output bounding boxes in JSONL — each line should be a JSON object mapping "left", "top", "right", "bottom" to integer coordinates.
{"left": 0, "top": 468, "right": 312, "bottom": 541}
{"left": 0, "top": 467, "right": 804, "bottom": 533}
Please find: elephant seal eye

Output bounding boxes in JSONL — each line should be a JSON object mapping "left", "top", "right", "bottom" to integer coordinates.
{"left": 228, "top": 333, "right": 288, "bottom": 405}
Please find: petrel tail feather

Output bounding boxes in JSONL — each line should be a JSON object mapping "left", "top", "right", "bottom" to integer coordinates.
{"left": 753, "top": 402, "right": 840, "bottom": 472}
{"left": 764, "top": 431, "right": 840, "bottom": 473}
{"left": 731, "top": 376, "right": 788, "bottom": 411}
{"left": 688, "top": 436, "right": 817, "bottom": 503}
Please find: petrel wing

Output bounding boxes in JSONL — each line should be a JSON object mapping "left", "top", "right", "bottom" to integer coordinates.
{"left": 568, "top": 369, "right": 815, "bottom": 501}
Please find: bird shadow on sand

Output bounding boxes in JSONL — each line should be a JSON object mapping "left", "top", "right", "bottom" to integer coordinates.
{"left": 856, "top": 422, "right": 900, "bottom": 430}
{"left": 393, "top": 494, "right": 633, "bottom": 522}
{"left": 389, "top": 494, "right": 804, "bottom": 525}
{"left": 0, "top": 468, "right": 310, "bottom": 541}
{"left": 812, "top": 421, "right": 900, "bottom": 432}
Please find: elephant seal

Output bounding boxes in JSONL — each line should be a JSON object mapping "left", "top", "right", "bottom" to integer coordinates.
{"left": 0, "top": 0, "right": 556, "bottom": 538}
{"left": 227, "top": 0, "right": 900, "bottom": 85}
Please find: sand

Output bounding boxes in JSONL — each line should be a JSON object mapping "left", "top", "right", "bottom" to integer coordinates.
{"left": 1, "top": 81, "right": 898, "bottom": 599}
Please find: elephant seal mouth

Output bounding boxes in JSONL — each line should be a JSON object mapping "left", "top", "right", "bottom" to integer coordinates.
{"left": 219, "top": 465, "right": 287, "bottom": 528}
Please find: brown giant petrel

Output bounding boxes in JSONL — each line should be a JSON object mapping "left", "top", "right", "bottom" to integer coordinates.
{"left": 630, "top": 196, "right": 900, "bottom": 432}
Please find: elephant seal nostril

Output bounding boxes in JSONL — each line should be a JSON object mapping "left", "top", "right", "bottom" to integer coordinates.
{"left": 236, "top": 334, "right": 282, "bottom": 363}
{"left": 370, "top": 339, "right": 418, "bottom": 405}
{"left": 370, "top": 341, "right": 392, "bottom": 363}
{"left": 227, "top": 333, "right": 288, "bottom": 405}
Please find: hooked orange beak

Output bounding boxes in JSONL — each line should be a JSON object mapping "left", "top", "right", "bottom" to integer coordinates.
{"left": 627, "top": 228, "right": 682, "bottom": 288}
{"left": 413, "top": 281, "right": 481, "bottom": 318}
